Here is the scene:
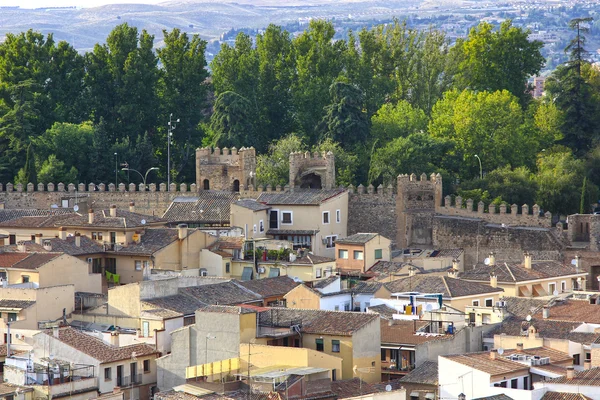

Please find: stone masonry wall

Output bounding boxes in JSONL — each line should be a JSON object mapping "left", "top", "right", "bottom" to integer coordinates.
{"left": 348, "top": 192, "right": 397, "bottom": 247}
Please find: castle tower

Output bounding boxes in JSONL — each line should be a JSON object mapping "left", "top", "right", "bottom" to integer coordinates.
{"left": 289, "top": 151, "right": 335, "bottom": 190}
{"left": 396, "top": 173, "right": 443, "bottom": 248}
{"left": 195, "top": 146, "right": 256, "bottom": 192}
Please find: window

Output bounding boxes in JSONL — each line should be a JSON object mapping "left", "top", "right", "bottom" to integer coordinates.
{"left": 586, "top": 352, "right": 591, "bottom": 361}
{"left": 325, "top": 235, "right": 337, "bottom": 248}
{"left": 21, "top": 276, "right": 29, "bottom": 283}
{"left": 281, "top": 212, "right": 292, "bottom": 224}
{"left": 92, "top": 258, "right": 102, "bottom": 274}
{"left": 322, "top": 211, "right": 330, "bottom": 224}
{"left": 110, "top": 232, "right": 116, "bottom": 244}
{"left": 549, "top": 283, "right": 556, "bottom": 295}
{"left": 225, "top": 263, "right": 230, "bottom": 273}
{"left": 344, "top": 302, "right": 351, "bottom": 311}
{"left": 184, "top": 315, "right": 195, "bottom": 326}
{"left": 353, "top": 251, "right": 364, "bottom": 260}
{"left": 338, "top": 249, "right": 348, "bottom": 259}
{"left": 472, "top": 300, "right": 480, "bottom": 307}
{"left": 334, "top": 305, "right": 339, "bottom": 311}
{"left": 316, "top": 268, "right": 322, "bottom": 278}
{"left": 485, "top": 298, "right": 493, "bottom": 307}
{"left": 332, "top": 369, "right": 336, "bottom": 381}
{"left": 561, "top": 281, "right": 567, "bottom": 292}
{"left": 381, "top": 349, "right": 386, "bottom": 361}
{"left": 574, "top": 354, "right": 580, "bottom": 365}
{"left": 253, "top": 225, "right": 257, "bottom": 233}
{"left": 524, "top": 376, "right": 529, "bottom": 390}
{"left": 203, "top": 179, "right": 210, "bottom": 190}
{"left": 269, "top": 210, "right": 279, "bottom": 229}
{"left": 316, "top": 339, "right": 324, "bottom": 351}
{"left": 259, "top": 220, "right": 264, "bottom": 233}
{"left": 104, "top": 367, "right": 111, "bottom": 381}
{"left": 7, "top": 313, "right": 17, "bottom": 322}
{"left": 9, "top": 235, "right": 15, "bottom": 245}
{"left": 135, "top": 261, "right": 142, "bottom": 271}
{"left": 200, "top": 268, "right": 208, "bottom": 277}
{"left": 336, "top": 210, "right": 341, "bottom": 223}
{"left": 143, "top": 359, "right": 150, "bottom": 373}
{"left": 374, "top": 249, "right": 383, "bottom": 259}
{"left": 0, "top": 271, "right": 5, "bottom": 281}
{"left": 31, "top": 235, "right": 35, "bottom": 241}
{"left": 332, "top": 340, "right": 340, "bottom": 353}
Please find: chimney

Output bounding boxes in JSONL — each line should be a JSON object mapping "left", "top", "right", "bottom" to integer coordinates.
{"left": 489, "top": 252, "right": 496, "bottom": 266}
{"left": 452, "top": 258, "right": 460, "bottom": 271}
{"left": 134, "top": 230, "right": 142, "bottom": 244}
{"left": 43, "top": 240, "right": 52, "bottom": 252}
{"left": 575, "top": 255, "right": 581, "bottom": 270}
{"left": 528, "top": 325, "right": 538, "bottom": 338}
{"left": 447, "top": 268, "right": 458, "bottom": 278}
{"left": 490, "top": 349, "right": 497, "bottom": 360}
{"left": 110, "top": 332, "right": 119, "bottom": 347}
{"left": 75, "top": 232, "right": 81, "bottom": 247}
{"left": 58, "top": 227, "right": 67, "bottom": 240}
{"left": 524, "top": 252, "right": 532, "bottom": 269}
{"left": 88, "top": 209, "right": 94, "bottom": 224}
{"left": 408, "top": 266, "right": 416, "bottom": 277}
{"left": 516, "top": 343, "right": 524, "bottom": 352}
{"left": 584, "top": 360, "right": 591, "bottom": 370}
{"left": 17, "top": 241, "right": 26, "bottom": 252}
{"left": 110, "top": 205, "right": 117, "bottom": 218}
{"left": 566, "top": 366, "right": 575, "bottom": 380}
{"left": 542, "top": 306, "right": 549, "bottom": 319}
{"left": 490, "top": 272, "right": 498, "bottom": 288}
{"left": 53, "top": 326, "right": 60, "bottom": 338}
{"left": 129, "top": 202, "right": 135, "bottom": 213}
{"left": 35, "top": 233, "right": 43, "bottom": 245}
{"left": 178, "top": 224, "right": 188, "bottom": 240}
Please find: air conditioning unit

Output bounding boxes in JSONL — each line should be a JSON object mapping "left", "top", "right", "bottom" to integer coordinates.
{"left": 322, "top": 238, "right": 328, "bottom": 245}
{"left": 258, "top": 267, "right": 266, "bottom": 274}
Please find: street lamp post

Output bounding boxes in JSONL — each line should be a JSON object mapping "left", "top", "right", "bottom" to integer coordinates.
{"left": 114, "top": 153, "right": 118, "bottom": 186}
{"left": 474, "top": 154, "right": 482, "bottom": 180}
{"left": 167, "top": 114, "right": 180, "bottom": 189}
{"left": 121, "top": 167, "right": 159, "bottom": 190}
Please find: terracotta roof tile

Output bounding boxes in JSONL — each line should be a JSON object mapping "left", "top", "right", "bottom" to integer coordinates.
{"left": 143, "top": 294, "right": 206, "bottom": 316}
{"left": 113, "top": 228, "right": 182, "bottom": 256}
{"left": 329, "top": 378, "right": 378, "bottom": 398}
{"left": 336, "top": 233, "right": 378, "bottom": 245}
{"left": 534, "top": 299, "right": 600, "bottom": 324}
{"left": 502, "top": 296, "right": 551, "bottom": 318}
{"left": 544, "top": 367, "right": 600, "bottom": 386}
{"left": 442, "top": 351, "right": 530, "bottom": 375}
{"left": 367, "top": 304, "right": 398, "bottom": 319}
{"left": 541, "top": 392, "right": 593, "bottom": 400}
{"left": 47, "top": 327, "right": 157, "bottom": 363}
{"left": 0, "top": 210, "right": 163, "bottom": 229}
{"left": 380, "top": 320, "right": 448, "bottom": 345}
{"left": 312, "top": 276, "right": 339, "bottom": 289}
{"left": 399, "top": 361, "right": 438, "bottom": 385}
{"left": 367, "top": 261, "right": 419, "bottom": 276}
{"left": 484, "top": 316, "right": 599, "bottom": 344}
{"left": 383, "top": 275, "right": 503, "bottom": 298}
{"left": 0, "top": 383, "right": 33, "bottom": 396}
{"left": 0, "top": 253, "right": 29, "bottom": 267}
{"left": 234, "top": 200, "right": 270, "bottom": 211}
{"left": 237, "top": 276, "right": 299, "bottom": 298}
{"left": 162, "top": 192, "right": 238, "bottom": 224}
{"left": 0, "top": 209, "right": 71, "bottom": 223}
{"left": 10, "top": 253, "right": 62, "bottom": 270}
{"left": 0, "top": 299, "right": 36, "bottom": 309}
{"left": 460, "top": 261, "right": 585, "bottom": 283}
{"left": 180, "top": 281, "right": 262, "bottom": 305}
{"left": 257, "top": 189, "right": 346, "bottom": 205}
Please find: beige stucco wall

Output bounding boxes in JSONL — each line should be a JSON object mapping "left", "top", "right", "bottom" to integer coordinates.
{"left": 38, "top": 254, "right": 102, "bottom": 293}
{"left": 284, "top": 285, "right": 321, "bottom": 310}
{"left": 107, "top": 283, "right": 142, "bottom": 317}
{"left": 230, "top": 204, "right": 268, "bottom": 240}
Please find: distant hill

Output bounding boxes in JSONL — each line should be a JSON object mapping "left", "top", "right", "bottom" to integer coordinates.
{"left": 0, "top": 0, "right": 427, "bottom": 51}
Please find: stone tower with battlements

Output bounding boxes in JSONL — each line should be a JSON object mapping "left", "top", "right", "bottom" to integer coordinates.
{"left": 195, "top": 146, "right": 256, "bottom": 192}
{"left": 289, "top": 151, "right": 335, "bottom": 190}
{"left": 396, "top": 173, "right": 443, "bottom": 248}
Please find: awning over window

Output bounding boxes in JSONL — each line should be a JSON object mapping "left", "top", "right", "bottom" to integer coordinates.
{"left": 242, "top": 267, "right": 253, "bottom": 281}
{"left": 269, "top": 268, "right": 280, "bottom": 278}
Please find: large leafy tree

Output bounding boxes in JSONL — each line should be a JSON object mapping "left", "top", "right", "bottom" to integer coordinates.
{"left": 209, "top": 91, "right": 256, "bottom": 147}
{"left": 370, "top": 100, "right": 428, "bottom": 143}
{"left": 454, "top": 20, "right": 545, "bottom": 104}
{"left": 256, "top": 133, "right": 306, "bottom": 187}
{"left": 158, "top": 28, "right": 210, "bottom": 182}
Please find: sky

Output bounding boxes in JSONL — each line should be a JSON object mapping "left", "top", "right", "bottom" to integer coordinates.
{"left": 3, "top": 0, "right": 166, "bottom": 8}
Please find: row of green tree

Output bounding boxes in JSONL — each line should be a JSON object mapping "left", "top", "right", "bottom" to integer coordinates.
{"left": 1, "top": 17, "right": 599, "bottom": 215}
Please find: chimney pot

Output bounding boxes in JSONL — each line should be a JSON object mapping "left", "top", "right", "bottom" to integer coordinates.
{"left": 584, "top": 360, "right": 591, "bottom": 370}
{"left": 53, "top": 327, "right": 60, "bottom": 338}
{"left": 524, "top": 252, "right": 532, "bottom": 269}
{"left": 35, "top": 233, "right": 43, "bottom": 245}
{"left": 516, "top": 343, "right": 523, "bottom": 352}
{"left": 490, "top": 272, "right": 498, "bottom": 288}
{"left": 567, "top": 366, "right": 575, "bottom": 380}
{"left": 178, "top": 224, "right": 188, "bottom": 240}
{"left": 542, "top": 306, "right": 549, "bottom": 319}
{"left": 408, "top": 266, "right": 416, "bottom": 277}
{"left": 43, "top": 240, "right": 52, "bottom": 252}
{"left": 88, "top": 209, "right": 95, "bottom": 224}
{"left": 489, "top": 252, "right": 496, "bottom": 266}
{"left": 447, "top": 268, "right": 458, "bottom": 278}
{"left": 17, "top": 241, "right": 26, "bottom": 252}
{"left": 58, "top": 226, "right": 67, "bottom": 240}
{"left": 490, "top": 350, "right": 497, "bottom": 360}
{"left": 452, "top": 258, "right": 460, "bottom": 271}
{"left": 110, "top": 205, "right": 117, "bottom": 218}
{"left": 75, "top": 232, "right": 81, "bottom": 248}
{"left": 129, "top": 202, "right": 135, "bottom": 213}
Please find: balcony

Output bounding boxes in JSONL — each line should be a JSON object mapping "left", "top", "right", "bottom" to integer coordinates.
{"left": 34, "top": 377, "right": 98, "bottom": 398}
{"left": 117, "top": 374, "right": 143, "bottom": 387}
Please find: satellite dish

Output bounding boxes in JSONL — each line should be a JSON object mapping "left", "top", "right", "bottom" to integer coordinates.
{"left": 385, "top": 385, "right": 392, "bottom": 392}
{"left": 141, "top": 219, "right": 146, "bottom": 225}
{"left": 553, "top": 290, "right": 559, "bottom": 296}
{"left": 526, "top": 315, "right": 532, "bottom": 322}
{"left": 425, "top": 304, "right": 433, "bottom": 312}
{"left": 571, "top": 259, "right": 577, "bottom": 265}
{"left": 484, "top": 258, "right": 490, "bottom": 266}
{"left": 73, "top": 205, "right": 79, "bottom": 212}
{"left": 497, "top": 348, "right": 504, "bottom": 355}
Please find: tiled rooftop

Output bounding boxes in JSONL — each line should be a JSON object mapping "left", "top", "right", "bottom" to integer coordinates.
{"left": 442, "top": 351, "right": 530, "bottom": 376}
{"left": 366, "top": 304, "right": 398, "bottom": 319}
{"left": 237, "top": 276, "right": 299, "bottom": 298}
{"left": 0, "top": 383, "right": 33, "bottom": 396}
{"left": 460, "top": 260, "right": 585, "bottom": 283}
{"left": 383, "top": 275, "right": 503, "bottom": 298}
{"left": 534, "top": 299, "right": 600, "bottom": 324}
{"left": 257, "top": 308, "right": 379, "bottom": 336}
{"left": 0, "top": 209, "right": 163, "bottom": 229}
{"left": 28, "top": 236, "right": 104, "bottom": 256}
{"left": 257, "top": 189, "right": 346, "bottom": 205}
{"left": 335, "top": 233, "right": 378, "bottom": 245}
{"left": 9, "top": 253, "right": 62, "bottom": 270}
{"left": 112, "top": 228, "right": 182, "bottom": 256}
{"left": 162, "top": 192, "right": 238, "bottom": 224}
{"left": 541, "top": 392, "right": 593, "bottom": 400}
{"left": 45, "top": 327, "right": 157, "bottom": 363}
{"left": 180, "top": 281, "right": 263, "bottom": 306}
{"left": 0, "top": 299, "right": 36, "bottom": 309}
{"left": 380, "top": 320, "right": 444, "bottom": 345}
{"left": 234, "top": 199, "right": 270, "bottom": 212}
{"left": 544, "top": 367, "right": 600, "bottom": 386}
{"left": 502, "top": 296, "right": 551, "bottom": 317}
{"left": 312, "top": 276, "right": 338, "bottom": 289}
{"left": 143, "top": 294, "right": 206, "bottom": 316}
{"left": 367, "top": 261, "right": 420, "bottom": 276}
{"left": 502, "top": 347, "right": 572, "bottom": 364}
{"left": 0, "top": 209, "right": 71, "bottom": 223}
{"left": 399, "top": 360, "right": 438, "bottom": 385}
{"left": 484, "top": 316, "right": 599, "bottom": 344}
{"left": 291, "top": 254, "right": 334, "bottom": 265}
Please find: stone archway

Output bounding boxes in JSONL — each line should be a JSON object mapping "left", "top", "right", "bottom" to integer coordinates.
{"left": 203, "top": 179, "right": 210, "bottom": 190}
{"left": 299, "top": 173, "right": 322, "bottom": 189}
{"left": 233, "top": 179, "right": 240, "bottom": 192}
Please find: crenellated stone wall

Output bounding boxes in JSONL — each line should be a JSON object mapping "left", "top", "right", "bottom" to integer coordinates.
{"left": 289, "top": 150, "right": 335, "bottom": 190}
